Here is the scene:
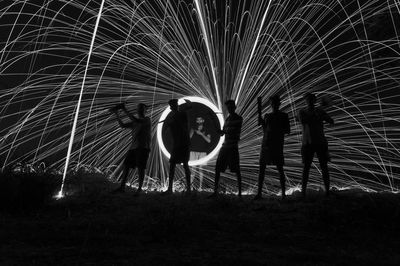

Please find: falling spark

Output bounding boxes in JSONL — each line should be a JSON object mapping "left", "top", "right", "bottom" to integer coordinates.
{"left": 60, "top": 0, "right": 106, "bottom": 195}
{"left": 0, "top": 0, "right": 399, "bottom": 195}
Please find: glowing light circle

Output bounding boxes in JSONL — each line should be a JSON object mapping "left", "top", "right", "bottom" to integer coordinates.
{"left": 157, "top": 96, "right": 224, "bottom": 166}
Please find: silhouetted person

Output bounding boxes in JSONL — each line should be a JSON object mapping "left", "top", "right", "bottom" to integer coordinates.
{"left": 164, "top": 99, "right": 192, "bottom": 193}
{"left": 112, "top": 103, "right": 151, "bottom": 194}
{"left": 298, "top": 93, "right": 334, "bottom": 197}
{"left": 211, "top": 100, "right": 243, "bottom": 197}
{"left": 254, "top": 95, "right": 290, "bottom": 200}
{"left": 190, "top": 116, "right": 211, "bottom": 190}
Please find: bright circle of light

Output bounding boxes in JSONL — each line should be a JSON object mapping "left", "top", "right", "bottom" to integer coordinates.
{"left": 157, "top": 96, "right": 224, "bottom": 166}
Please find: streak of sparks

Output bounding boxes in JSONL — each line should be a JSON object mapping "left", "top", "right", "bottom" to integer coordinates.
{"left": 0, "top": 0, "right": 399, "bottom": 194}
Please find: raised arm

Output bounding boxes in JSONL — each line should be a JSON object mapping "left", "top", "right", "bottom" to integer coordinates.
{"left": 121, "top": 105, "right": 145, "bottom": 123}
{"left": 322, "top": 111, "right": 334, "bottom": 125}
{"left": 113, "top": 110, "right": 132, "bottom": 128}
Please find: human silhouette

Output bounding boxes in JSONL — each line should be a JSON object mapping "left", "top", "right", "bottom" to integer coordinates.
{"left": 112, "top": 103, "right": 151, "bottom": 194}
{"left": 164, "top": 99, "right": 192, "bottom": 193}
{"left": 254, "top": 95, "right": 290, "bottom": 200}
{"left": 190, "top": 116, "right": 211, "bottom": 190}
{"left": 211, "top": 100, "right": 243, "bottom": 197}
{"left": 298, "top": 93, "right": 334, "bottom": 197}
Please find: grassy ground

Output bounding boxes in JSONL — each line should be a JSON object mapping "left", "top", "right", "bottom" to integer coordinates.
{"left": 1, "top": 174, "right": 400, "bottom": 265}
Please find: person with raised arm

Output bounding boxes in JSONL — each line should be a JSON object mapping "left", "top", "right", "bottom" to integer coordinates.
{"left": 112, "top": 102, "right": 151, "bottom": 194}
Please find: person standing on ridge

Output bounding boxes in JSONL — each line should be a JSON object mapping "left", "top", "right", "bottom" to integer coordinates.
{"left": 112, "top": 102, "right": 151, "bottom": 194}
{"left": 254, "top": 94, "right": 290, "bottom": 200}
{"left": 190, "top": 116, "right": 211, "bottom": 190}
{"left": 164, "top": 99, "right": 192, "bottom": 193}
{"left": 211, "top": 100, "right": 243, "bottom": 197}
{"left": 298, "top": 93, "right": 334, "bottom": 198}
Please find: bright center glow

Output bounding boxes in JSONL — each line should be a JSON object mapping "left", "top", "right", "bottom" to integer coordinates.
{"left": 157, "top": 96, "right": 224, "bottom": 166}
{"left": 54, "top": 190, "right": 64, "bottom": 200}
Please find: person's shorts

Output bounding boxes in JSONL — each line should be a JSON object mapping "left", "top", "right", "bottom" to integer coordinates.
{"left": 216, "top": 146, "right": 240, "bottom": 173}
{"left": 124, "top": 148, "right": 150, "bottom": 169}
{"left": 170, "top": 145, "right": 190, "bottom": 164}
{"left": 260, "top": 145, "right": 284, "bottom": 166}
{"left": 301, "top": 144, "right": 330, "bottom": 164}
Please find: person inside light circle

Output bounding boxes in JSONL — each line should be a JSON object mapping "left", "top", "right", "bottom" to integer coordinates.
{"left": 189, "top": 116, "right": 211, "bottom": 190}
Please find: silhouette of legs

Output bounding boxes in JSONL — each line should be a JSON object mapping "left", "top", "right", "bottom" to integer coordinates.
{"left": 114, "top": 149, "right": 149, "bottom": 194}
{"left": 302, "top": 158, "right": 330, "bottom": 197}
{"left": 319, "top": 160, "right": 330, "bottom": 196}
{"left": 212, "top": 169, "right": 241, "bottom": 197}
{"left": 277, "top": 164, "right": 286, "bottom": 199}
{"left": 315, "top": 145, "right": 330, "bottom": 196}
{"left": 211, "top": 146, "right": 241, "bottom": 198}
{"left": 167, "top": 162, "right": 191, "bottom": 193}
{"left": 183, "top": 162, "right": 191, "bottom": 192}
{"left": 302, "top": 160, "right": 312, "bottom": 198}
{"left": 114, "top": 166, "right": 130, "bottom": 192}
{"left": 236, "top": 169, "right": 242, "bottom": 197}
{"left": 115, "top": 166, "right": 145, "bottom": 194}
{"left": 213, "top": 169, "right": 221, "bottom": 195}
{"left": 137, "top": 168, "right": 145, "bottom": 193}
{"left": 168, "top": 163, "right": 176, "bottom": 193}
{"left": 255, "top": 162, "right": 266, "bottom": 199}
{"left": 255, "top": 163, "right": 285, "bottom": 200}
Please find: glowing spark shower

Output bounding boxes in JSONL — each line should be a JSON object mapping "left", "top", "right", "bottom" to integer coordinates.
{"left": 0, "top": 0, "right": 400, "bottom": 194}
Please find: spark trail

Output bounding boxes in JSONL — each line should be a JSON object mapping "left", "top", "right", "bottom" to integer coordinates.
{"left": 0, "top": 0, "right": 399, "bottom": 194}
{"left": 59, "top": 0, "right": 106, "bottom": 197}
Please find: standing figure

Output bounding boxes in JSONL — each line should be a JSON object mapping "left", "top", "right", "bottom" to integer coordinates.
{"left": 298, "top": 93, "right": 334, "bottom": 197}
{"left": 255, "top": 95, "right": 290, "bottom": 200}
{"left": 164, "top": 99, "right": 192, "bottom": 193}
{"left": 212, "top": 100, "right": 243, "bottom": 197}
{"left": 112, "top": 103, "right": 151, "bottom": 194}
{"left": 190, "top": 116, "right": 211, "bottom": 190}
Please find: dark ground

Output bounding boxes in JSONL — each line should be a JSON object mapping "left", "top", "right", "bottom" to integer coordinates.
{"left": 1, "top": 175, "right": 400, "bottom": 265}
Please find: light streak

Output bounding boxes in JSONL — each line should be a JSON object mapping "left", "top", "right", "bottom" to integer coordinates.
{"left": 0, "top": 0, "right": 399, "bottom": 195}
{"left": 60, "top": 0, "right": 106, "bottom": 196}
{"left": 194, "top": 0, "right": 222, "bottom": 109}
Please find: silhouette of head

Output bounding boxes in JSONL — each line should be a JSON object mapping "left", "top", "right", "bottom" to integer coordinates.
{"left": 304, "top": 93, "right": 316, "bottom": 109}
{"left": 196, "top": 116, "right": 204, "bottom": 130}
{"left": 225, "top": 100, "right": 236, "bottom": 114}
{"left": 196, "top": 116, "right": 204, "bottom": 125}
{"left": 270, "top": 95, "right": 281, "bottom": 112}
{"left": 137, "top": 103, "right": 147, "bottom": 117}
{"left": 169, "top": 99, "right": 178, "bottom": 112}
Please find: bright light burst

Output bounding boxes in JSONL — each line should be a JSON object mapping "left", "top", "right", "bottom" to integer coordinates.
{"left": 1, "top": 0, "right": 400, "bottom": 194}
{"left": 157, "top": 96, "right": 224, "bottom": 167}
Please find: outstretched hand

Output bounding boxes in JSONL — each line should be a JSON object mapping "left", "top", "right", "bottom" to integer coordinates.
{"left": 110, "top": 103, "right": 125, "bottom": 113}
